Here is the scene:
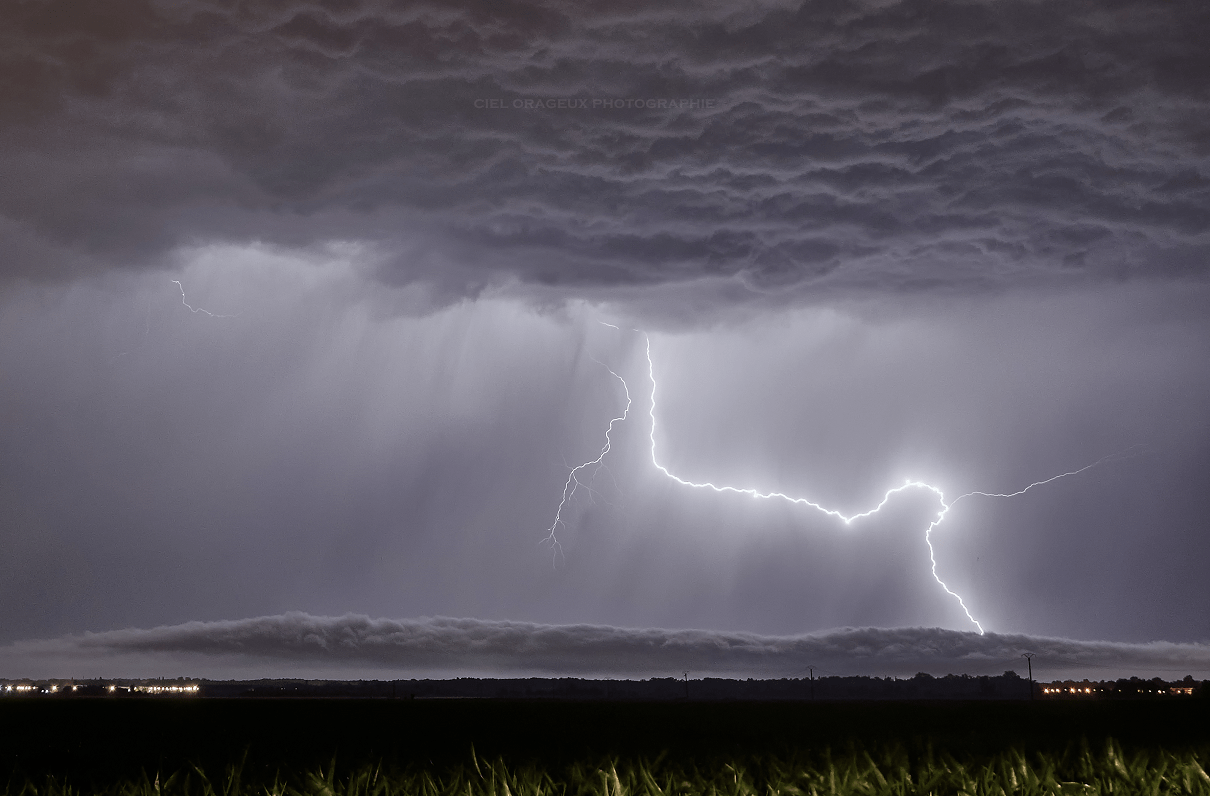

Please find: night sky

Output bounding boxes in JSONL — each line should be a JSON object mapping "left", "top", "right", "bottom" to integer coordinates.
{"left": 1, "top": 0, "right": 1208, "bottom": 681}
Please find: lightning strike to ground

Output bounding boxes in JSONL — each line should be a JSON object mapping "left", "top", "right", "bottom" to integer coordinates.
{"left": 546, "top": 328, "right": 1137, "bottom": 635}
{"left": 172, "top": 280, "right": 237, "bottom": 318}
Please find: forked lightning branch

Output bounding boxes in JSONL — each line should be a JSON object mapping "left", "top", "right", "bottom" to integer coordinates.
{"left": 545, "top": 328, "right": 1137, "bottom": 635}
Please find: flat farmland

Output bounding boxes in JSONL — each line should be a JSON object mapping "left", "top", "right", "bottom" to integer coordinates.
{"left": 2, "top": 699, "right": 1209, "bottom": 795}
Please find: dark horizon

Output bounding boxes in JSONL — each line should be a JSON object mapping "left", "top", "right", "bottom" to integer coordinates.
{"left": 4, "top": 671, "right": 1206, "bottom": 701}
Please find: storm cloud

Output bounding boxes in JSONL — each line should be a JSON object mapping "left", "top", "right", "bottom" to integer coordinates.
{"left": 1, "top": 0, "right": 1208, "bottom": 681}
{"left": 2, "top": 0, "right": 1207, "bottom": 302}
{"left": 7, "top": 612, "right": 1210, "bottom": 680}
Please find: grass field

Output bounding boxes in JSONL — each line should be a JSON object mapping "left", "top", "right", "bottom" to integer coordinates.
{"left": 2, "top": 700, "right": 1208, "bottom": 796}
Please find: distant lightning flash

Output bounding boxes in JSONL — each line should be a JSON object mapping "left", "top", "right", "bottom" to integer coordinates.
{"left": 547, "top": 328, "right": 1137, "bottom": 635}
{"left": 172, "top": 280, "right": 237, "bottom": 318}
{"left": 543, "top": 358, "right": 632, "bottom": 563}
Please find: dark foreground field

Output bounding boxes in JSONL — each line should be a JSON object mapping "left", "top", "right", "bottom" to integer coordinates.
{"left": 2, "top": 699, "right": 1209, "bottom": 794}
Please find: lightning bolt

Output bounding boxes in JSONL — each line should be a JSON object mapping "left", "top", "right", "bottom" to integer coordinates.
{"left": 641, "top": 334, "right": 991, "bottom": 630}
{"left": 644, "top": 335, "right": 1145, "bottom": 634}
{"left": 548, "top": 327, "right": 1138, "bottom": 635}
{"left": 172, "top": 280, "right": 237, "bottom": 318}
{"left": 542, "top": 358, "right": 632, "bottom": 563}
{"left": 952, "top": 448, "right": 1142, "bottom": 502}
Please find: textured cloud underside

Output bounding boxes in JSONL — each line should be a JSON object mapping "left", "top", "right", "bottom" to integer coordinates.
{"left": 12, "top": 614, "right": 1209, "bottom": 678}
{"left": 2, "top": 0, "right": 1207, "bottom": 302}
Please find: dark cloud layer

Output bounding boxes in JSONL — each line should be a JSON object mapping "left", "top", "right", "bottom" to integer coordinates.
{"left": 9, "top": 613, "right": 1210, "bottom": 680}
{"left": 1, "top": 0, "right": 1207, "bottom": 300}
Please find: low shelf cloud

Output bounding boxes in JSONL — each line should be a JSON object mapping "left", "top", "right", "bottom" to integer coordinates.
{"left": 4, "top": 614, "right": 1208, "bottom": 681}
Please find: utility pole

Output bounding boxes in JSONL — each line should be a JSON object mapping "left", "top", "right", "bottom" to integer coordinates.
{"left": 809, "top": 667, "right": 814, "bottom": 701}
{"left": 1022, "top": 653, "right": 1035, "bottom": 701}
{"left": 682, "top": 671, "right": 689, "bottom": 700}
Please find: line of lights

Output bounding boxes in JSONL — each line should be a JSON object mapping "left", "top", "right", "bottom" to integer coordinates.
{"left": 2, "top": 683, "right": 198, "bottom": 694}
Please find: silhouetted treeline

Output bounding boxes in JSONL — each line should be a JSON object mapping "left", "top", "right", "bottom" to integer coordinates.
{"left": 5, "top": 673, "right": 1206, "bottom": 701}
{"left": 186, "top": 672, "right": 1209, "bottom": 700}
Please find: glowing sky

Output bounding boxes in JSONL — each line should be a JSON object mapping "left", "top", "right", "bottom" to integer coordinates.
{"left": 0, "top": 0, "right": 1208, "bottom": 679}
